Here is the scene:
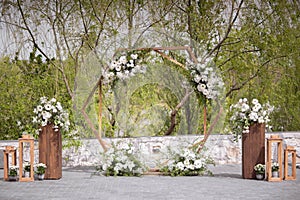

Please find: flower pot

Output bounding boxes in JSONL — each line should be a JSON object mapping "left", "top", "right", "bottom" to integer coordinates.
{"left": 37, "top": 174, "right": 45, "bottom": 180}
{"left": 256, "top": 173, "right": 264, "bottom": 180}
{"left": 24, "top": 171, "right": 30, "bottom": 178}
{"left": 272, "top": 171, "right": 279, "bottom": 178}
{"left": 8, "top": 175, "right": 17, "bottom": 181}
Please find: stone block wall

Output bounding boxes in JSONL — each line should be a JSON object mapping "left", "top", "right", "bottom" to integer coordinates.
{"left": 0, "top": 132, "right": 299, "bottom": 168}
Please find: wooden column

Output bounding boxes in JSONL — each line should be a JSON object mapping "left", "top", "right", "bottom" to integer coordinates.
{"left": 19, "top": 135, "right": 35, "bottom": 182}
{"left": 39, "top": 124, "right": 62, "bottom": 179}
{"left": 284, "top": 146, "right": 296, "bottom": 180}
{"left": 242, "top": 123, "right": 265, "bottom": 179}
{"left": 267, "top": 135, "right": 283, "bottom": 182}
{"left": 3, "top": 146, "right": 17, "bottom": 181}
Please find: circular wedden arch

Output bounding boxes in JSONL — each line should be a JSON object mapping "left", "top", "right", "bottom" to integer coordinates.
{"left": 80, "top": 46, "right": 225, "bottom": 152}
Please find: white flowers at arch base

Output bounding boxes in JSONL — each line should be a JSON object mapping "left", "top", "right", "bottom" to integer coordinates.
{"left": 229, "top": 98, "right": 274, "bottom": 140}
{"left": 97, "top": 141, "right": 146, "bottom": 176}
{"left": 32, "top": 96, "right": 70, "bottom": 133}
{"left": 160, "top": 147, "right": 214, "bottom": 176}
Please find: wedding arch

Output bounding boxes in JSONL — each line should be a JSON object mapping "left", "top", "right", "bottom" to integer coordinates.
{"left": 80, "top": 46, "right": 224, "bottom": 152}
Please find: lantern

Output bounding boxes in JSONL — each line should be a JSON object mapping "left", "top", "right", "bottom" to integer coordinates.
{"left": 3, "top": 146, "right": 17, "bottom": 181}
{"left": 284, "top": 146, "right": 297, "bottom": 180}
{"left": 18, "top": 134, "right": 35, "bottom": 182}
{"left": 266, "top": 135, "right": 283, "bottom": 182}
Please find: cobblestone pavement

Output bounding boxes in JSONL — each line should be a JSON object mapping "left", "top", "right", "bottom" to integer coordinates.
{"left": 0, "top": 164, "right": 299, "bottom": 200}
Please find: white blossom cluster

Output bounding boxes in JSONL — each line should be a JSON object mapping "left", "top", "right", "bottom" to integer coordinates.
{"left": 32, "top": 96, "right": 70, "bottom": 132}
{"left": 229, "top": 98, "right": 274, "bottom": 139}
{"left": 161, "top": 148, "right": 213, "bottom": 176}
{"left": 35, "top": 162, "right": 47, "bottom": 175}
{"left": 187, "top": 58, "right": 224, "bottom": 100}
{"left": 254, "top": 163, "right": 265, "bottom": 174}
{"left": 102, "top": 53, "right": 147, "bottom": 85}
{"left": 99, "top": 141, "right": 145, "bottom": 176}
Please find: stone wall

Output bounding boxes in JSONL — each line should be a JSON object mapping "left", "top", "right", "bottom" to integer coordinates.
{"left": 1, "top": 132, "right": 300, "bottom": 168}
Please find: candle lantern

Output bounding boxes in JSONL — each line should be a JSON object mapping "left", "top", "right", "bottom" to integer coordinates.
{"left": 267, "top": 135, "right": 283, "bottom": 182}
{"left": 284, "top": 146, "right": 297, "bottom": 180}
{"left": 3, "top": 146, "right": 17, "bottom": 181}
{"left": 18, "top": 134, "right": 35, "bottom": 182}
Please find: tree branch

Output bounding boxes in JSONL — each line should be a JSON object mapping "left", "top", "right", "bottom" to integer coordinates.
{"left": 204, "top": 0, "right": 244, "bottom": 61}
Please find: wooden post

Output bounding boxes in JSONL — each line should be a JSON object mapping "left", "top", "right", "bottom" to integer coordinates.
{"left": 266, "top": 135, "right": 283, "bottom": 182}
{"left": 3, "top": 146, "right": 17, "bottom": 181}
{"left": 242, "top": 123, "right": 265, "bottom": 179}
{"left": 18, "top": 134, "right": 35, "bottom": 182}
{"left": 39, "top": 124, "right": 62, "bottom": 179}
{"left": 284, "top": 146, "right": 296, "bottom": 180}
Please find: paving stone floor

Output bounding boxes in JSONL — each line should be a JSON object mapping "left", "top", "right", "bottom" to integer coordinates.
{"left": 0, "top": 164, "right": 299, "bottom": 200}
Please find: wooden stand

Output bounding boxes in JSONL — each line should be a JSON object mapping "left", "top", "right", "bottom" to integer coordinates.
{"left": 39, "top": 124, "right": 62, "bottom": 179}
{"left": 284, "top": 146, "right": 296, "bottom": 180}
{"left": 242, "top": 123, "right": 265, "bottom": 179}
{"left": 267, "top": 135, "right": 283, "bottom": 182}
{"left": 3, "top": 146, "right": 17, "bottom": 181}
{"left": 18, "top": 135, "right": 35, "bottom": 182}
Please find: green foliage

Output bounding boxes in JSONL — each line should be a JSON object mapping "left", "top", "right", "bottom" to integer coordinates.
{"left": 0, "top": 51, "right": 74, "bottom": 140}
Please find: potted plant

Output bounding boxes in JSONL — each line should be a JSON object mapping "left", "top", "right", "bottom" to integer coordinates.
{"left": 24, "top": 161, "right": 31, "bottom": 177}
{"left": 35, "top": 163, "right": 47, "bottom": 180}
{"left": 272, "top": 162, "right": 279, "bottom": 177}
{"left": 9, "top": 165, "right": 18, "bottom": 181}
{"left": 254, "top": 164, "right": 265, "bottom": 180}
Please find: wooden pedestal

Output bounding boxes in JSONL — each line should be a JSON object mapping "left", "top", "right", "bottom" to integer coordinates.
{"left": 39, "top": 124, "right": 62, "bottom": 179}
{"left": 3, "top": 146, "right": 17, "bottom": 181}
{"left": 242, "top": 123, "right": 265, "bottom": 179}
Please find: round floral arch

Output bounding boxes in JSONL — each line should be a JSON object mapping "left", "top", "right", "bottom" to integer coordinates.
{"left": 80, "top": 46, "right": 224, "bottom": 152}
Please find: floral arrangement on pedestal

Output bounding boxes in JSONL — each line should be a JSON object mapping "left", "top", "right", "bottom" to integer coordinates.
{"left": 97, "top": 141, "right": 146, "bottom": 176}
{"left": 228, "top": 98, "right": 274, "bottom": 140}
{"left": 160, "top": 147, "right": 214, "bottom": 176}
{"left": 32, "top": 96, "right": 70, "bottom": 133}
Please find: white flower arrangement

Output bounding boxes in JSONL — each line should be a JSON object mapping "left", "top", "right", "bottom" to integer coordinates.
{"left": 187, "top": 58, "right": 224, "bottom": 100}
{"left": 9, "top": 165, "right": 18, "bottom": 176}
{"left": 229, "top": 98, "right": 274, "bottom": 140}
{"left": 98, "top": 141, "right": 146, "bottom": 176}
{"left": 35, "top": 163, "right": 47, "bottom": 175}
{"left": 24, "top": 161, "right": 31, "bottom": 172}
{"left": 272, "top": 162, "right": 279, "bottom": 172}
{"left": 102, "top": 53, "right": 147, "bottom": 85}
{"left": 32, "top": 96, "right": 70, "bottom": 132}
{"left": 160, "top": 147, "right": 214, "bottom": 176}
{"left": 254, "top": 163, "right": 265, "bottom": 174}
